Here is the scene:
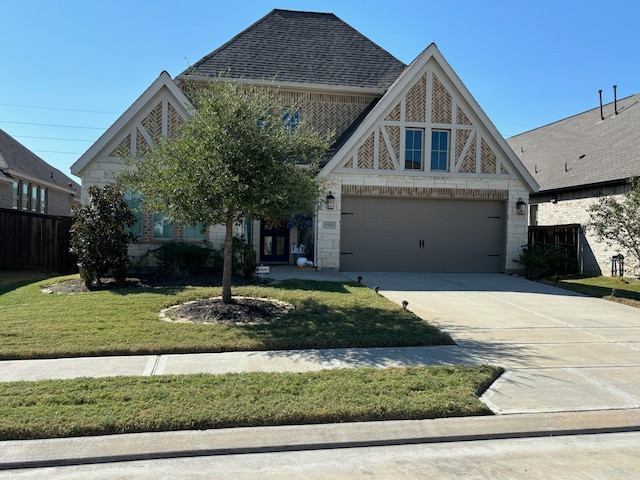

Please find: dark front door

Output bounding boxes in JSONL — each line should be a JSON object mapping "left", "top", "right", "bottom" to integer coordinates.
{"left": 260, "top": 221, "right": 290, "bottom": 263}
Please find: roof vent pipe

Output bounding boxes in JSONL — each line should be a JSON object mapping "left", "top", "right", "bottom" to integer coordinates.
{"left": 613, "top": 85, "right": 618, "bottom": 115}
{"left": 599, "top": 89, "right": 604, "bottom": 120}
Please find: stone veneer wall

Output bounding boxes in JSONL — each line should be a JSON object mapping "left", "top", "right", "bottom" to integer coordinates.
{"left": 316, "top": 173, "right": 529, "bottom": 272}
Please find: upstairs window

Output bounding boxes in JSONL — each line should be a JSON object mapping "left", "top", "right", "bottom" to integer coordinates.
{"left": 430, "top": 130, "right": 449, "bottom": 172}
{"left": 282, "top": 109, "right": 299, "bottom": 132}
{"left": 38, "top": 187, "right": 47, "bottom": 214}
{"left": 21, "top": 183, "right": 29, "bottom": 210}
{"left": 30, "top": 185, "right": 38, "bottom": 212}
{"left": 11, "top": 181, "right": 19, "bottom": 209}
{"left": 404, "top": 128, "right": 423, "bottom": 170}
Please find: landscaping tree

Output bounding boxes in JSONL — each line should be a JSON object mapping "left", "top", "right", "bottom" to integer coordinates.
{"left": 70, "top": 184, "right": 137, "bottom": 288}
{"left": 119, "top": 80, "right": 331, "bottom": 302}
{"left": 587, "top": 178, "right": 640, "bottom": 272}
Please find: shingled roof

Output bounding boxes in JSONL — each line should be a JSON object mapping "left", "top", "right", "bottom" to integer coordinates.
{"left": 507, "top": 93, "right": 640, "bottom": 192}
{"left": 178, "top": 9, "right": 406, "bottom": 91}
{"left": 0, "top": 129, "right": 80, "bottom": 194}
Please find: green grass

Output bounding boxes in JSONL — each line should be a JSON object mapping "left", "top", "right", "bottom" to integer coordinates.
{"left": 0, "top": 274, "right": 453, "bottom": 360}
{"left": 0, "top": 273, "right": 500, "bottom": 440}
{"left": 0, "top": 366, "right": 502, "bottom": 440}
{"left": 0, "top": 270, "right": 60, "bottom": 295}
{"left": 546, "top": 275, "right": 640, "bottom": 308}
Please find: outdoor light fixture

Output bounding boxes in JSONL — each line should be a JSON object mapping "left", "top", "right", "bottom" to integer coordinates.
{"left": 516, "top": 197, "right": 527, "bottom": 215}
{"left": 325, "top": 191, "right": 335, "bottom": 210}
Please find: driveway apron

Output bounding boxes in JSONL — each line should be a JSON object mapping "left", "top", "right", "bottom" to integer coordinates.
{"left": 348, "top": 272, "right": 640, "bottom": 415}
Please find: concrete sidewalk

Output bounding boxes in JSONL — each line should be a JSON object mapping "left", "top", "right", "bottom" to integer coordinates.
{"left": 0, "top": 346, "right": 470, "bottom": 382}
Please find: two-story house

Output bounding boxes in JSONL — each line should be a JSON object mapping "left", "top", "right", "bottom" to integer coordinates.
{"left": 71, "top": 9, "right": 537, "bottom": 274}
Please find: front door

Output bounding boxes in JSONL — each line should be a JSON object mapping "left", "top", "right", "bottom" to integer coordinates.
{"left": 260, "top": 221, "right": 290, "bottom": 263}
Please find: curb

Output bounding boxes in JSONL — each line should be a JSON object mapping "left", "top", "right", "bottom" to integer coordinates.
{"left": 3, "top": 410, "right": 640, "bottom": 470}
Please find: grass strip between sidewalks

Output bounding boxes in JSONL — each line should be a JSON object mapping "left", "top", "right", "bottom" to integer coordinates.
{"left": 0, "top": 365, "right": 502, "bottom": 441}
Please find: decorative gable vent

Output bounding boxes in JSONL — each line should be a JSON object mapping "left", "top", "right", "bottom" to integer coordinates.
{"left": 109, "top": 97, "right": 185, "bottom": 159}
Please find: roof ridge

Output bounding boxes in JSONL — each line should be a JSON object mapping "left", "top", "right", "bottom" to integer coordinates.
{"left": 180, "top": 10, "right": 343, "bottom": 78}
{"left": 509, "top": 92, "right": 640, "bottom": 139}
{"left": 178, "top": 9, "right": 406, "bottom": 90}
{"left": 0, "top": 129, "right": 80, "bottom": 190}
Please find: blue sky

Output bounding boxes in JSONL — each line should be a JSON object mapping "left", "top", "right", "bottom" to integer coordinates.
{"left": 2, "top": 0, "right": 639, "bottom": 182}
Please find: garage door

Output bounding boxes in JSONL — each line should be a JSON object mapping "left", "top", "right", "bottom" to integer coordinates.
{"left": 340, "top": 197, "right": 505, "bottom": 272}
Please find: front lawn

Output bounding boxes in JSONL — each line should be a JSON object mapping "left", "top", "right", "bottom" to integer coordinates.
{"left": 0, "top": 365, "right": 501, "bottom": 440}
{"left": 547, "top": 275, "right": 640, "bottom": 308}
{"left": 0, "top": 274, "right": 453, "bottom": 360}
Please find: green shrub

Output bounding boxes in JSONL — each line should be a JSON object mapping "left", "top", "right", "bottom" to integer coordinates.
{"left": 516, "top": 243, "right": 578, "bottom": 280}
{"left": 70, "top": 184, "right": 136, "bottom": 288}
{"left": 232, "top": 236, "right": 257, "bottom": 281}
{"left": 150, "top": 242, "right": 220, "bottom": 277}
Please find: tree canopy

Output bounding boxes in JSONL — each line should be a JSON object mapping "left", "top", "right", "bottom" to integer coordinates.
{"left": 587, "top": 178, "right": 640, "bottom": 273}
{"left": 119, "top": 80, "right": 331, "bottom": 301}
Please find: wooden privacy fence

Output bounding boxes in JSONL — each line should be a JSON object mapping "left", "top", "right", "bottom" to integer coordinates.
{"left": 528, "top": 224, "right": 580, "bottom": 275}
{"left": 0, "top": 208, "right": 77, "bottom": 273}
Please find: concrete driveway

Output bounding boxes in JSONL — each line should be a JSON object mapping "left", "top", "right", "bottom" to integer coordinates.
{"left": 346, "top": 272, "right": 640, "bottom": 415}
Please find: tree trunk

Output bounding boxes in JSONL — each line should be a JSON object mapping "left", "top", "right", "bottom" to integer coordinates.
{"left": 222, "top": 214, "right": 234, "bottom": 303}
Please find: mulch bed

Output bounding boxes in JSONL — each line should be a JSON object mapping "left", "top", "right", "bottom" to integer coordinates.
{"left": 41, "top": 273, "right": 291, "bottom": 325}
{"left": 161, "top": 297, "right": 294, "bottom": 325}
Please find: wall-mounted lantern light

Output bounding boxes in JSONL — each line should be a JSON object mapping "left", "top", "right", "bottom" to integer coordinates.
{"left": 326, "top": 191, "right": 335, "bottom": 210}
{"left": 516, "top": 197, "right": 527, "bottom": 215}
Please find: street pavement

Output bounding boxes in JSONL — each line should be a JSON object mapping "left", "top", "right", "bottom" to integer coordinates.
{"left": 1, "top": 269, "right": 639, "bottom": 473}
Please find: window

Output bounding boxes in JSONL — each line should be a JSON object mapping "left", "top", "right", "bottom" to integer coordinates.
{"left": 39, "top": 188, "right": 47, "bottom": 214}
{"left": 11, "top": 181, "right": 19, "bottom": 209}
{"left": 153, "top": 212, "right": 173, "bottom": 238}
{"left": 430, "top": 130, "right": 449, "bottom": 171}
{"left": 30, "top": 185, "right": 38, "bottom": 212}
{"left": 124, "top": 193, "right": 143, "bottom": 237}
{"left": 405, "top": 128, "right": 423, "bottom": 170}
{"left": 184, "top": 223, "right": 206, "bottom": 241}
{"left": 20, "top": 183, "right": 29, "bottom": 210}
{"left": 529, "top": 204, "right": 539, "bottom": 226}
{"left": 153, "top": 212, "right": 174, "bottom": 239}
{"left": 283, "top": 109, "right": 299, "bottom": 132}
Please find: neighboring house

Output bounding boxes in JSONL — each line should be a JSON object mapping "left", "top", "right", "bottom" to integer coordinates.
{"left": 507, "top": 91, "right": 640, "bottom": 276}
{"left": 71, "top": 9, "right": 537, "bottom": 273}
{"left": 0, "top": 129, "right": 80, "bottom": 216}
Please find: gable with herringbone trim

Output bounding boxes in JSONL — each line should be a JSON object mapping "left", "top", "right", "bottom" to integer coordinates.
{"left": 328, "top": 51, "right": 521, "bottom": 180}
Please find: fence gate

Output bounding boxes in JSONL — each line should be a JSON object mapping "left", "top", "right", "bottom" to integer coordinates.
{"left": 528, "top": 224, "right": 580, "bottom": 275}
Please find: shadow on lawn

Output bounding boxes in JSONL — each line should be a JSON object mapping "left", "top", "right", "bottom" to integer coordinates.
{"left": 263, "top": 279, "right": 356, "bottom": 294}
{"left": 234, "top": 296, "right": 455, "bottom": 351}
{"left": 0, "top": 271, "right": 60, "bottom": 296}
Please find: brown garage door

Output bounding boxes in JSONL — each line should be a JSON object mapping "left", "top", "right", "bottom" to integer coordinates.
{"left": 340, "top": 196, "right": 505, "bottom": 272}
